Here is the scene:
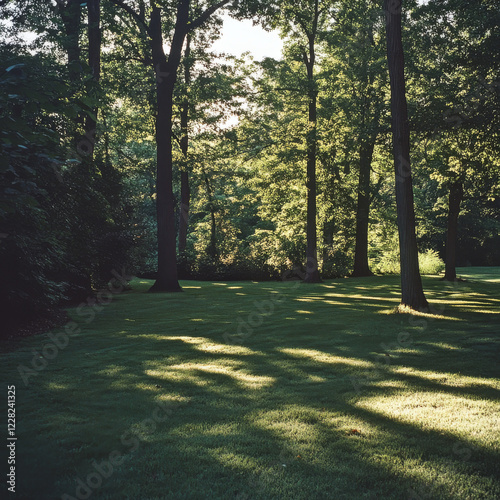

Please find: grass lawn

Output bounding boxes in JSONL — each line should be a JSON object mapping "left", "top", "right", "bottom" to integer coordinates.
{"left": 2, "top": 267, "right": 500, "bottom": 499}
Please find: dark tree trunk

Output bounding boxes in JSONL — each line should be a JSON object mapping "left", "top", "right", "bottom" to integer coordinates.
{"left": 83, "top": 0, "right": 101, "bottom": 159}
{"left": 352, "top": 138, "right": 376, "bottom": 277}
{"left": 443, "top": 181, "right": 463, "bottom": 281}
{"left": 303, "top": 0, "right": 321, "bottom": 283}
{"left": 57, "top": 0, "right": 95, "bottom": 295}
{"left": 109, "top": 0, "right": 230, "bottom": 291}
{"left": 203, "top": 173, "right": 218, "bottom": 262}
{"left": 384, "top": 0, "right": 428, "bottom": 310}
{"left": 322, "top": 218, "right": 335, "bottom": 263}
{"left": 304, "top": 89, "right": 321, "bottom": 282}
{"left": 149, "top": 4, "right": 188, "bottom": 292}
{"left": 60, "top": 0, "right": 82, "bottom": 85}
{"left": 178, "top": 35, "right": 192, "bottom": 257}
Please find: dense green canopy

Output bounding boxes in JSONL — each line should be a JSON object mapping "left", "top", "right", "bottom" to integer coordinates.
{"left": 1, "top": 0, "right": 499, "bottom": 326}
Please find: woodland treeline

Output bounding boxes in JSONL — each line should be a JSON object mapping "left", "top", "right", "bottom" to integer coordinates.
{"left": 1, "top": 1, "right": 499, "bottom": 325}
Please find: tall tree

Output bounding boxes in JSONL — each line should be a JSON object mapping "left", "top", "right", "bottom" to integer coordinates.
{"left": 325, "top": 0, "right": 387, "bottom": 276}
{"left": 110, "top": 0, "right": 248, "bottom": 292}
{"left": 384, "top": 0, "right": 428, "bottom": 310}
{"left": 408, "top": 0, "right": 500, "bottom": 281}
{"left": 83, "top": 0, "right": 101, "bottom": 160}
{"left": 272, "top": 0, "right": 335, "bottom": 282}
{"left": 178, "top": 34, "right": 192, "bottom": 259}
{"left": 302, "top": 0, "right": 321, "bottom": 282}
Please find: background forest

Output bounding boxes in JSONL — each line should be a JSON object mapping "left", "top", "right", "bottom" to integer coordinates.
{"left": 1, "top": 0, "right": 499, "bottom": 330}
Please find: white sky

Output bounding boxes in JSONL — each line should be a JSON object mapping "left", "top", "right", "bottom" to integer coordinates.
{"left": 212, "top": 16, "right": 283, "bottom": 60}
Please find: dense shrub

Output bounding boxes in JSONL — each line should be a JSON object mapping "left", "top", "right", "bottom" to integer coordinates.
{"left": 371, "top": 248, "right": 445, "bottom": 275}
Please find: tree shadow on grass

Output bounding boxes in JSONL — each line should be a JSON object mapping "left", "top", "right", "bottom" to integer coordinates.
{"left": 3, "top": 275, "right": 500, "bottom": 499}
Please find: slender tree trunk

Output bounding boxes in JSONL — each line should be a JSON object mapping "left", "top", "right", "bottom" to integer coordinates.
{"left": 57, "top": 0, "right": 97, "bottom": 296}
{"left": 353, "top": 138, "right": 376, "bottom": 277}
{"left": 322, "top": 218, "right": 335, "bottom": 263}
{"left": 83, "top": 0, "right": 101, "bottom": 159}
{"left": 384, "top": 0, "right": 428, "bottom": 310}
{"left": 303, "top": 0, "right": 321, "bottom": 283}
{"left": 149, "top": 4, "right": 188, "bottom": 292}
{"left": 178, "top": 35, "right": 191, "bottom": 257}
{"left": 60, "top": 0, "right": 82, "bottom": 85}
{"left": 443, "top": 181, "right": 463, "bottom": 281}
{"left": 304, "top": 89, "right": 321, "bottom": 282}
{"left": 108, "top": 0, "right": 229, "bottom": 291}
{"left": 204, "top": 175, "right": 218, "bottom": 262}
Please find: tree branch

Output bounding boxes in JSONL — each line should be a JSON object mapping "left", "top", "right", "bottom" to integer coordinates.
{"left": 188, "top": 0, "right": 230, "bottom": 32}
{"left": 108, "top": 0, "right": 151, "bottom": 36}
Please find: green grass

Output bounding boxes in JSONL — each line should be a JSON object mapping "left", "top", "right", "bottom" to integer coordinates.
{"left": 2, "top": 267, "right": 500, "bottom": 500}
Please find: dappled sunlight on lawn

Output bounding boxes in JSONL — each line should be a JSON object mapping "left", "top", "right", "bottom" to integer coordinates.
{"left": 424, "top": 342, "right": 464, "bottom": 350}
{"left": 145, "top": 362, "right": 276, "bottom": 390}
{"left": 377, "top": 307, "right": 463, "bottom": 321}
{"left": 162, "top": 336, "right": 257, "bottom": 355}
{"left": 3, "top": 271, "right": 500, "bottom": 499}
{"left": 46, "top": 382, "right": 70, "bottom": 391}
{"left": 277, "top": 347, "right": 373, "bottom": 368}
{"left": 390, "top": 366, "right": 500, "bottom": 390}
{"left": 247, "top": 405, "right": 338, "bottom": 441}
{"left": 354, "top": 392, "right": 500, "bottom": 448}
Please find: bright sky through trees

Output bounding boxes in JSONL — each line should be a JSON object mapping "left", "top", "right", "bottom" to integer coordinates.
{"left": 212, "top": 15, "right": 283, "bottom": 60}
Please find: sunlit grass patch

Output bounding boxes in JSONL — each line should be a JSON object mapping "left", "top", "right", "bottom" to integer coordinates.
{"left": 355, "top": 391, "right": 500, "bottom": 447}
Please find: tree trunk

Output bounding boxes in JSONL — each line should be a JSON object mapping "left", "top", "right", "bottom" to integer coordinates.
{"left": 322, "top": 218, "right": 335, "bottom": 263}
{"left": 304, "top": 89, "right": 321, "bottom": 282}
{"left": 60, "top": 0, "right": 82, "bottom": 85}
{"left": 178, "top": 35, "right": 192, "bottom": 257}
{"left": 384, "top": 0, "right": 428, "bottom": 310}
{"left": 303, "top": 0, "right": 321, "bottom": 283}
{"left": 443, "top": 180, "right": 463, "bottom": 281}
{"left": 203, "top": 173, "right": 219, "bottom": 262}
{"left": 352, "top": 138, "right": 376, "bottom": 277}
{"left": 83, "top": 0, "right": 101, "bottom": 159}
{"left": 149, "top": 4, "right": 188, "bottom": 292}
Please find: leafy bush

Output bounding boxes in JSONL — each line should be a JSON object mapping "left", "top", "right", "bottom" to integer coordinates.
{"left": 321, "top": 249, "right": 352, "bottom": 278}
{"left": 371, "top": 248, "right": 444, "bottom": 275}
{"left": 419, "top": 249, "right": 445, "bottom": 275}
{"left": 371, "top": 246, "right": 400, "bottom": 275}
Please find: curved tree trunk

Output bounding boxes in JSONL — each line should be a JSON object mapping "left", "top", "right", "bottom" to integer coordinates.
{"left": 384, "top": 0, "right": 428, "bottom": 310}
{"left": 352, "top": 138, "right": 376, "bottom": 277}
{"left": 443, "top": 181, "right": 463, "bottom": 281}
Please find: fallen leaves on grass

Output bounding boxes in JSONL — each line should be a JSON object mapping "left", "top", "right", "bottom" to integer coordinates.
{"left": 347, "top": 429, "right": 362, "bottom": 436}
